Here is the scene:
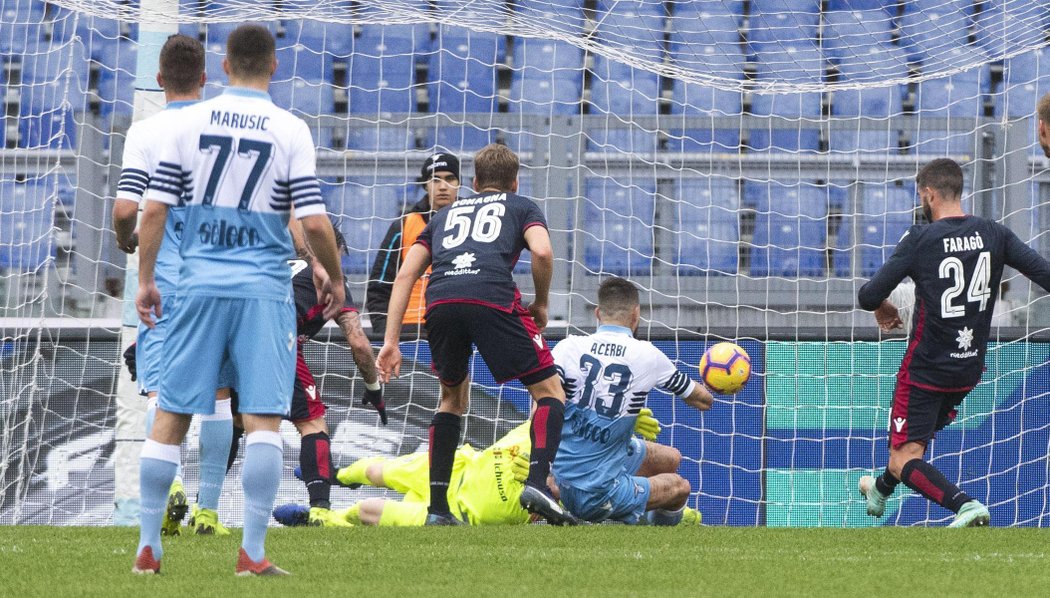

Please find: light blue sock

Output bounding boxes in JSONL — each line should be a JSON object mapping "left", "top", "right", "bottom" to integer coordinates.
{"left": 138, "top": 440, "right": 180, "bottom": 561}
{"left": 645, "top": 507, "right": 685, "bottom": 526}
{"left": 241, "top": 431, "right": 283, "bottom": 562}
{"left": 197, "top": 400, "right": 233, "bottom": 510}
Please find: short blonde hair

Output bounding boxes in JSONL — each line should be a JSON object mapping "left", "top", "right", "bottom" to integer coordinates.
{"left": 473, "top": 144, "right": 519, "bottom": 192}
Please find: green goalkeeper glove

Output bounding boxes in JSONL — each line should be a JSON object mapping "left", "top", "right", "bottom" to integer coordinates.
{"left": 634, "top": 408, "right": 661, "bottom": 441}
{"left": 511, "top": 451, "right": 530, "bottom": 484}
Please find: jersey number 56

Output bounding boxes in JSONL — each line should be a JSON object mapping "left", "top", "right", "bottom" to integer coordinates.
{"left": 442, "top": 204, "right": 506, "bottom": 249}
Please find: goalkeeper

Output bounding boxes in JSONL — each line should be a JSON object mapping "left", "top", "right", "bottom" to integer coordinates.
{"left": 272, "top": 409, "right": 701, "bottom": 526}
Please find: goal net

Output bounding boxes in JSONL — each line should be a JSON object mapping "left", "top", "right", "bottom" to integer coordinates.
{"left": 3, "top": 0, "right": 1050, "bottom": 527}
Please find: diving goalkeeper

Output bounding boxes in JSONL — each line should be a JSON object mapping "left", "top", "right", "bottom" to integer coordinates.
{"left": 273, "top": 409, "right": 701, "bottom": 526}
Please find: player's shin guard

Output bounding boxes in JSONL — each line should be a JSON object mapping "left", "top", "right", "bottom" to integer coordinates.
{"left": 227, "top": 426, "right": 244, "bottom": 473}
{"left": 299, "top": 432, "right": 333, "bottom": 509}
{"left": 197, "top": 399, "right": 233, "bottom": 510}
{"left": 900, "top": 458, "right": 972, "bottom": 513}
{"left": 138, "top": 440, "right": 180, "bottom": 561}
{"left": 241, "top": 431, "right": 283, "bottom": 562}
{"left": 428, "top": 412, "right": 461, "bottom": 515}
{"left": 875, "top": 467, "right": 900, "bottom": 497}
{"left": 526, "top": 397, "right": 565, "bottom": 489}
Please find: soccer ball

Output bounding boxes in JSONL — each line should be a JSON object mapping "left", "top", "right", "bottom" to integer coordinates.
{"left": 700, "top": 342, "right": 751, "bottom": 395}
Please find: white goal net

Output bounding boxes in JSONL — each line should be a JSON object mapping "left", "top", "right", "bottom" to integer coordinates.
{"left": 2, "top": 0, "right": 1050, "bottom": 527}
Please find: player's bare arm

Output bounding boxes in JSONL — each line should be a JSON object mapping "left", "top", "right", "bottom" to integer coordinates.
{"left": 112, "top": 199, "right": 139, "bottom": 254}
{"left": 300, "top": 214, "right": 345, "bottom": 320}
{"left": 289, "top": 206, "right": 332, "bottom": 304}
{"left": 683, "top": 380, "right": 714, "bottom": 411}
{"left": 523, "top": 225, "right": 553, "bottom": 331}
{"left": 376, "top": 243, "right": 431, "bottom": 382}
{"left": 337, "top": 310, "right": 379, "bottom": 386}
{"left": 134, "top": 199, "right": 169, "bottom": 328}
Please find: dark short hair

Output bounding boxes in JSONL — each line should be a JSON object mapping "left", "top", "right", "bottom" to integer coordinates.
{"left": 226, "top": 24, "right": 275, "bottom": 79}
{"left": 473, "top": 144, "right": 519, "bottom": 192}
{"left": 597, "top": 277, "right": 640, "bottom": 319}
{"left": 916, "top": 158, "right": 963, "bottom": 200}
{"left": 159, "top": 34, "right": 205, "bottom": 94}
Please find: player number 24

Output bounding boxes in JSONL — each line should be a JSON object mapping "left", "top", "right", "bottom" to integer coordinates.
{"left": 442, "top": 203, "right": 506, "bottom": 249}
{"left": 939, "top": 251, "right": 991, "bottom": 318}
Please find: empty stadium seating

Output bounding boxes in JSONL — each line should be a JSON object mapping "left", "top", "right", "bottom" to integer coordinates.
{"left": 675, "top": 178, "right": 740, "bottom": 275}
{"left": 912, "top": 69, "right": 989, "bottom": 156}
{"left": 0, "top": 178, "right": 54, "bottom": 272}
{"left": 330, "top": 177, "right": 406, "bottom": 274}
{"left": 588, "top": 56, "right": 661, "bottom": 154}
{"left": 748, "top": 181, "right": 827, "bottom": 278}
{"left": 749, "top": 43, "right": 825, "bottom": 153}
{"left": 830, "top": 45, "right": 908, "bottom": 153}
{"left": 345, "top": 32, "right": 418, "bottom": 151}
{"left": 583, "top": 177, "right": 655, "bottom": 275}
{"left": 973, "top": 0, "right": 1047, "bottom": 58}
{"left": 423, "top": 25, "right": 502, "bottom": 151}
{"left": 506, "top": 38, "right": 584, "bottom": 153}
{"left": 822, "top": 9, "right": 895, "bottom": 62}
{"left": 898, "top": 3, "right": 973, "bottom": 64}
{"left": 748, "top": 3, "right": 820, "bottom": 46}
{"left": 269, "top": 79, "right": 336, "bottom": 148}
{"left": 854, "top": 183, "right": 915, "bottom": 277}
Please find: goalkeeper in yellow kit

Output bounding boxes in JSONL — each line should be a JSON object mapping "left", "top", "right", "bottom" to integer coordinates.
{"left": 272, "top": 409, "right": 701, "bottom": 526}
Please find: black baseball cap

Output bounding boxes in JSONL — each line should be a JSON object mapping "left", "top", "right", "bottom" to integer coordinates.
{"left": 418, "top": 152, "right": 460, "bottom": 183}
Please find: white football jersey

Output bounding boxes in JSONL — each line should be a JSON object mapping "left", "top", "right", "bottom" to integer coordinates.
{"left": 552, "top": 324, "right": 695, "bottom": 491}
{"left": 116, "top": 100, "right": 199, "bottom": 294}
{"left": 147, "top": 88, "right": 325, "bottom": 300}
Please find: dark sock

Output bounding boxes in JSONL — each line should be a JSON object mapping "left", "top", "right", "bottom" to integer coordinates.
{"left": 875, "top": 468, "right": 900, "bottom": 496}
{"left": 227, "top": 426, "right": 244, "bottom": 473}
{"left": 300, "top": 432, "right": 333, "bottom": 510}
{"left": 900, "top": 458, "right": 972, "bottom": 513}
{"left": 526, "top": 397, "right": 565, "bottom": 489}
{"left": 428, "top": 412, "right": 461, "bottom": 515}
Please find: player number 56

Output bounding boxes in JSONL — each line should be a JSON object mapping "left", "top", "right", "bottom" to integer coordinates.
{"left": 939, "top": 251, "right": 991, "bottom": 318}
{"left": 442, "top": 203, "right": 506, "bottom": 249}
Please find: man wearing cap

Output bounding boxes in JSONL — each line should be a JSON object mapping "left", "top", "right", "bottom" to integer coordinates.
{"left": 366, "top": 153, "right": 461, "bottom": 337}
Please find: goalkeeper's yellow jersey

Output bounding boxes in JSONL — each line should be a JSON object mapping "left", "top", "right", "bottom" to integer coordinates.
{"left": 454, "top": 422, "right": 533, "bottom": 525}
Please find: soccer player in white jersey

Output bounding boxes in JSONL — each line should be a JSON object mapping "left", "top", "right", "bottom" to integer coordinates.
{"left": 552, "top": 277, "right": 714, "bottom": 525}
{"left": 131, "top": 24, "right": 345, "bottom": 576}
{"left": 111, "top": 34, "right": 236, "bottom": 537}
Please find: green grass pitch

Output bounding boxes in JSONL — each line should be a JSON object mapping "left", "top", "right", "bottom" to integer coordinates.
{"left": 2, "top": 526, "right": 1048, "bottom": 596}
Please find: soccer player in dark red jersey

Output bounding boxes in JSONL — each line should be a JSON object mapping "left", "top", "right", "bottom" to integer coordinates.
{"left": 857, "top": 158, "right": 1050, "bottom": 527}
{"left": 376, "top": 144, "right": 578, "bottom": 525}
{"left": 229, "top": 228, "right": 384, "bottom": 527}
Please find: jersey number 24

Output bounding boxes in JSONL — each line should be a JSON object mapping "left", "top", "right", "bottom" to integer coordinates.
{"left": 939, "top": 251, "right": 991, "bottom": 318}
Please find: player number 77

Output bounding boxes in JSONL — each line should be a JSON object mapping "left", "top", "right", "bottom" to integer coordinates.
{"left": 198, "top": 134, "right": 274, "bottom": 210}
